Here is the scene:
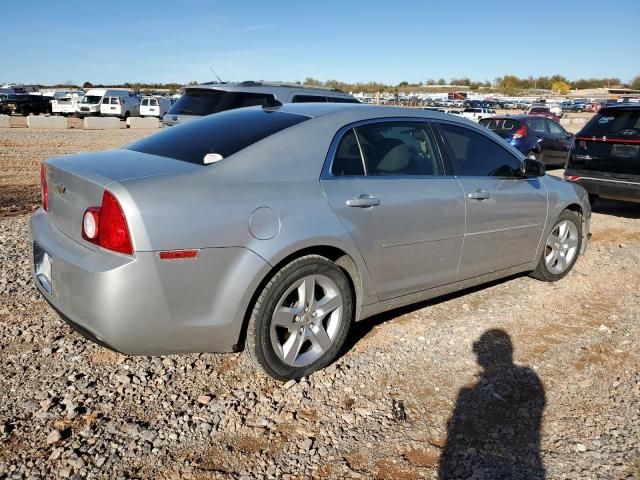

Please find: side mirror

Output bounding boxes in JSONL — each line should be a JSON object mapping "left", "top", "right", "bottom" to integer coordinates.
{"left": 524, "top": 158, "right": 545, "bottom": 177}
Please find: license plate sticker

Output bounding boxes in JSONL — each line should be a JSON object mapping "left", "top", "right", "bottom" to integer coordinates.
{"left": 612, "top": 144, "right": 639, "bottom": 158}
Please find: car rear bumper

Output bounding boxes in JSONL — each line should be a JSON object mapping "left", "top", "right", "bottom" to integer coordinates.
{"left": 566, "top": 173, "right": 640, "bottom": 204}
{"left": 30, "top": 209, "right": 271, "bottom": 355}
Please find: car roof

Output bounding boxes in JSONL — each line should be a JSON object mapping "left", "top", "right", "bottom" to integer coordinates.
{"left": 274, "top": 103, "right": 483, "bottom": 126}
{"left": 600, "top": 103, "right": 640, "bottom": 111}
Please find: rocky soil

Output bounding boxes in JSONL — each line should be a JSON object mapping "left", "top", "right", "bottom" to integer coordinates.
{"left": 0, "top": 128, "right": 638, "bottom": 479}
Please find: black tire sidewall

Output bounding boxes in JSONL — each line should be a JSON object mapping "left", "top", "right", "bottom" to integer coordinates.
{"left": 537, "top": 210, "right": 582, "bottom": 281}
{"left": 253, "top": 258, "right": 353, "bottom": 380}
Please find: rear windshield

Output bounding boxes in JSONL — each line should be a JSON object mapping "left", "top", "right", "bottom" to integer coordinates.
{"left": 479, "top": 118, "right": 521, "bottom": 133}
{"left": 529, "top": 107, "right": 548, "bottom": 113}
{"left": 126, "top": 108, "right": 308, "bottom": 164}
{"left": 580, "top": 109, "right": 640, "bottom": 139}
{"left": 168, "top": 89, "right": 275, "bottom": 116}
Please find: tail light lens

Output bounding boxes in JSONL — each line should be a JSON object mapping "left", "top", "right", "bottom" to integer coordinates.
{"left": 513, "top": 124, "right": 528, "bottom": 139}
{"left": 82, "top": 191, "right": 133, "bottom": 255}
{"left": 564, "top": 175, "right": 581, "bottom": 182}
{"left": 40, "top": 164, "right": 48, "bottom": 211}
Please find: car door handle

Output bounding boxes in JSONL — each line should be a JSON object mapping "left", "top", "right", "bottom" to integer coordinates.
{"left": 346, "top": 195, "right": 380, "bottom": 208}
{"left": 467, "top": 190, "right": 490, "bottom": 200}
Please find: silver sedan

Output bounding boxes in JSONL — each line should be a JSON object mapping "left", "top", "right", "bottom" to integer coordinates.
{"left": 31, "top": 103, "right": 591, "bottom": 379}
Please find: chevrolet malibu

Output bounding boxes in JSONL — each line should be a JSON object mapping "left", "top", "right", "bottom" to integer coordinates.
{"left": 31, "top": 103, "right": 591, "bottom": 380}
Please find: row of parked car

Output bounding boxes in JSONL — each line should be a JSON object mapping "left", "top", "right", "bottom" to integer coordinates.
{"left": 0, "top": 87, "right": 176, "bottom": 119}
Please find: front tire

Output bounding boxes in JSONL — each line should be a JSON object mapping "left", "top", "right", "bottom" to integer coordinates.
{"left": 531, "top": 210, "right": 582, "bottom": 282}
{"left": 245, "top": 255, "right": 354, "bottom": 380}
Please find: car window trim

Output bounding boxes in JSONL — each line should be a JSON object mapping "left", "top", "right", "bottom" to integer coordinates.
{"left": 432, "top": 120, "right": 526, "bottom": 180}
{"left": 321, "top": 117, "right": 452, "bottom": 180}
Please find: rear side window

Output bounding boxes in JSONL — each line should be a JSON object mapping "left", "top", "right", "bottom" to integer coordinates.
{"left": 168, "top": 89, "right": 275, "bottom": 116}
{"left": 527, "top": 117, "right": 547, "bottom": 133}
{"left": 331, "top": 129, "right": 365, "bottom": 176}
{"left": 328, "top": 97, "right": 360, "bottom": 104}
{"left": 292, "top": 95, "right": 328, "bottom": 103}
{"left": 126, "top": 108, "right": 308, "bottom": 164}
{"left": 439, "top": 123, "right": 522, "bottom": 177}
{"left": 580, "top": 109, "right": 640, "bottom": 139}
{"left": 356, "top": 122, "right": 443, "bottom": 176}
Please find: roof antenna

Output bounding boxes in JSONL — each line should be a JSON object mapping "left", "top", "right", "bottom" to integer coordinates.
{"left": 209, "top": 67, "right": 224, "bottom": 84}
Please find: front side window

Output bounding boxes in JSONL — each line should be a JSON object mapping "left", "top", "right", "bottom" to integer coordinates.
{"left": 439, "top": 123, "right": 522, "bottom": 177}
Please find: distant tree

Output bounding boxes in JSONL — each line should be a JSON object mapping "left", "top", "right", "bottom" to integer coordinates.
{"left": 426, "top": 78, "right": 437, "bottom": 85}
{"left": 304, "top": 77, "right": 322, "bottom": 86}
{"left": 497, "top": 75, "right": 522, "bottom": 95}
{"left": 82, "top": 81, "right": 93, "bottom": 89}
{"left": 552, "top": 81, "right": 570, "bottom": 94}
{"left": 631, "top": 75, "right": 640, "bottom": 90}
{"left": 397, "top": 81, "right": 409, "bottom": 87}
{"left": 437, "top": 78, "right": 446, "bottom": 85}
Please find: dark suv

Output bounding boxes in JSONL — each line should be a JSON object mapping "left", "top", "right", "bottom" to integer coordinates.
{"left": 479, "top": 115, "right": 574, "bottom": 166}
{"left": 564, "top": 104, "right": 640, "bottom": 204}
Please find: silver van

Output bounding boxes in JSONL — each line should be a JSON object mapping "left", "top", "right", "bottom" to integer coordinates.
{"left": 162, "top": 81, "right": 359, "bottom": 127}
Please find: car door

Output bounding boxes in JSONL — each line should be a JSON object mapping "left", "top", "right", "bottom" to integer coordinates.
{"left": 321, "top": 120, "right": 466, "bottom": 301}
{"left": 545, "top": 119, "right": 572, "bottom": 165}
{"left": 435, "top": 122, "right": 548, "bottom": 280}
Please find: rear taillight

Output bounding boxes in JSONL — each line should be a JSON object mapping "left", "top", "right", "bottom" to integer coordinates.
{"left": 82, "top": 191, "right": 133, "bottom": 255}
{"left": 40, "top": 164, "right": 48, "bottom": 211}
{"left": 513, "top": 124, "right": 528, "bottom": 139}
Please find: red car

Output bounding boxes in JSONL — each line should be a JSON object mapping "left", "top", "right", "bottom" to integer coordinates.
{"left": 527, "top": 106, "right": 561, "bottom": 123}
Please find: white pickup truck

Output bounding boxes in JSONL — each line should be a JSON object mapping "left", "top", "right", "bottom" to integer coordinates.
{"left": 51, "top": 93, "right": 83, "bottom": 116}
{"left": 460, "top": 107, "right": 495, "bottom": 122}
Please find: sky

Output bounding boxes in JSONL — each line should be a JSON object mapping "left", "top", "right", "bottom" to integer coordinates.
{"left": 1, "top": 0, "right": 639, "bottom": 86}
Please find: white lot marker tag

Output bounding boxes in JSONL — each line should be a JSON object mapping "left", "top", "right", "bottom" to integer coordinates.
{"left": 203, "top": 153, "right": 224, "bottom": 165}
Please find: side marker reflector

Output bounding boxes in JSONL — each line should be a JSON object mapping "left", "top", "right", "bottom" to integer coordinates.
{"left": 159, "top": 250, "right": 199, "bottom": 260}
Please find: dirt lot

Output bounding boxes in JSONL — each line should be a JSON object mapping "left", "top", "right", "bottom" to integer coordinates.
{"left": 0, "top": 126, "right": 638, "bottom": 479}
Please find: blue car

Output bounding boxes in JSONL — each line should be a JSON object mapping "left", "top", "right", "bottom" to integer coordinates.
{"left": 479, "top": 115, "right": 574, "bottom": 166}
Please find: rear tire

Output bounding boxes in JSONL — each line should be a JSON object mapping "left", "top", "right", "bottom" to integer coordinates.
{"left": 245, "top": 255, "right": 354, "bottom": 380}
{"left": 531, "top": 210, "right": 582, "bottom": 282}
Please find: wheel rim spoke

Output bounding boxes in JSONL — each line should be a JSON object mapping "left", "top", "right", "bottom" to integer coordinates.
{"left": 272, "top": 306, "right": 299, "bottom": 329}
{"left": 283, "top": 330, "right": 305, "bottom": 364}
{"left": 314, "top": 293, "right": 341, "bottom": 318}
{"left": 310, "top": 325, "right": 333, "bottom": 352}
{"left": 564, "top": 237, "right": 578, "bottom": 250}
{"left": 298, "top": 276, "right": 316, "bottom": 307}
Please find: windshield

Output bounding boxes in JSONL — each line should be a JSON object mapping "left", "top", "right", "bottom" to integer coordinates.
{"left": 580, "top": 109, "right": 640, "bottom": 139}
{"left": 81, "top": 95, "right": 102, "bottom": 104}
{"left": 168, "top": 89, "right": 275, "bottom": 116}
{"left": 127, "top": 108, "right": 308, "bottom": 164}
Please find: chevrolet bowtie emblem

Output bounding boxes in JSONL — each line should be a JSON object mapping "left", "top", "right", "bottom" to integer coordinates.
{"left": 56, "top": 184, "right": 66, "bottom": 195}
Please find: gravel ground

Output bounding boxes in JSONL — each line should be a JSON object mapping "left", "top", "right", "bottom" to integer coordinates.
{"left": 0, "top": 128, "right": 638, "bottom": 479}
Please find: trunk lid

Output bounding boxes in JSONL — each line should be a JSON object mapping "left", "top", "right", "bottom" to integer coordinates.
{"left": 45, "top": 149, "right": 201, "bottom": 243}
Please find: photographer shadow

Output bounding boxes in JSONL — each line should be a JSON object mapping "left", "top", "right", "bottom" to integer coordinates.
{"left": 439, "top": 329, "right": 546, "bottom": 479}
